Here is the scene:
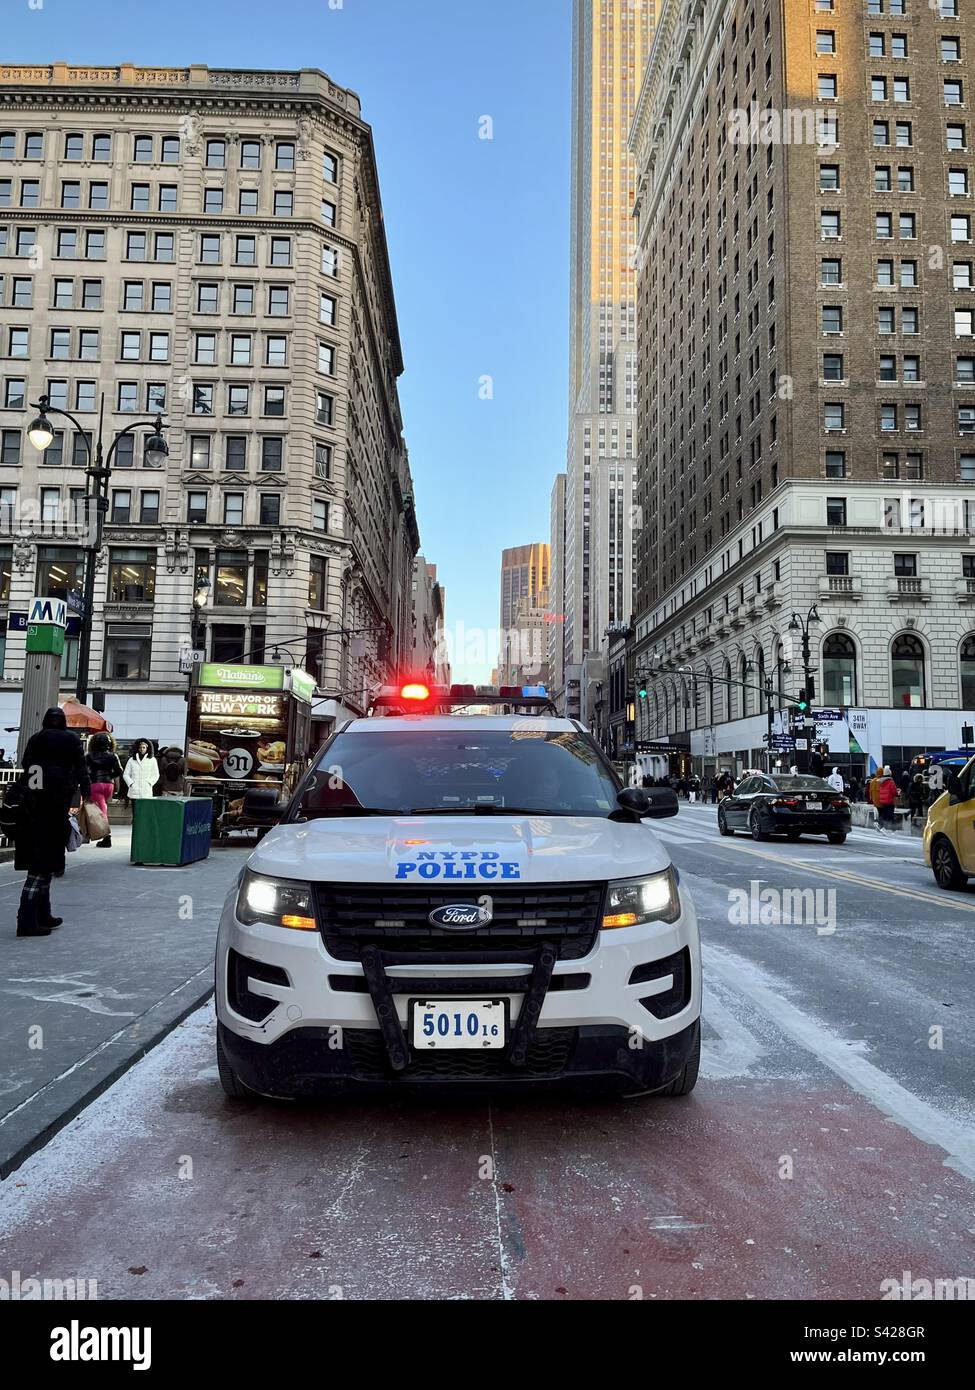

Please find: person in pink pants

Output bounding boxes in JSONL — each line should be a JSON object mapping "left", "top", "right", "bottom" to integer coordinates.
{"left": 84, "top": 732, "right": 123, "bottom": 847}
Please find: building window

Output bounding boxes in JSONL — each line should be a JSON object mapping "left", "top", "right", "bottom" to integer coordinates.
{"left": 227, "top": 385, "right": 249, "bottom": 417}
{"left": 187, "top": 491, "right": 208, "bottom": 524}
{"left": 108, "top": 547, "right": 155, "bottom": 603}
{"left": 225, "top": 436, "right": 247, "bottom": 471}
{"left": 322, "top": 152, "right": 339, "bottom": 184}
{"left": 233, "top": 283, "right": 254, "bottom": 314}
{"left": 230, "top": 334, "right": 252, "bottom": 366}
{"left": 133, "top": 135, "right": 153, "bottom": 163}
{"left": 269, "top": 236, "right": 291, "bottom": 266}
{"left": 961, "top": 636, "right": 975, "bottom": 708}
{"left": 823, "top": 632, "right": 857, "bottom": 705}
{"left": 266, "top": 336, "right": 288, "bottom": 367}
{"left": 276, "top": 142, "right": 295, "bottom": 171}
{"left": 206, "top": 140, "right": 226, "bottom": 168}
{"left": 826, "top": 497, "right": 847, "bottom": 526}
{"left": 238, "top": 188, "right": 259, "bottom": 216}
{"left": 263, "top": 386, "right": 285, "bottom": 417}
{"left": 308, "top": 554, "right": 326, "bottom": 610}
{"left": 274, "top": 191, "right": 294, "bottom": 217}
{"left": 35, "top": 546, "right": 83, "bottom": 598}
{"left": 318, "top": 342, "right": 335, "bottom": 375}
{"left": 204, "top": 187, "right": 224, "bottom": 214}
{"left": 223, "top": 493, "right": 244, "bottom": 527}
{"left": 214, "top": 550, "right": 247, "bottom": 607}
{"left": 253, "top": 552, "right": 269, "bottom": 607}
{"left": 210, "top": 624, "right": 247, "bottom": 663}
{"left": 261, "top": 437, "right": 283, "bottom": 472}
{"left": 313, "top": 498, "right": 328, "bottom": 532}
{"left": 259, "top": 493, "right": 280, "bottom": 526}
{"left": 103, "top": 624, "right": 152, "bottom": 680}
{"left": 139, "top": 490, "right": 160, "bottom": 524}
{"left": 825, "top": 450, "right": 846, "bottom": 478}
{"left": 316, "top": 391, "right": 334, "bottom": 426}
{"left": 314, "top": 442, "right": 332, "bottom": 479}
{"left": 892, "top": 633, "right": 926, "bottom": 707}
{"left": 189, "top": 436, "right": 212, "bottom": 470}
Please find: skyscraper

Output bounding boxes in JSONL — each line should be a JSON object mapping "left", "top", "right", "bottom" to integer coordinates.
{"left": 558, "top": 0, "right": 656, "bottom": 724}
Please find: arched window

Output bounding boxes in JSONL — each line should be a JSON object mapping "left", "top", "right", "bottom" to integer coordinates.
{"left": 740, "top": 653, "right": 752, "bottom": 716}
{"left": 823, "top": 632, "right": 857, "bottom": 706}
{"left": 892, "top": 633, "right": 926, "bottom": 708}
{"left": 962, "top": 636, "right": 975, "bottom": 708}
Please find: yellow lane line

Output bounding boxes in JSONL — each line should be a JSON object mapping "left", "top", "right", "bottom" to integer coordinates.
{"left": 696, "top": 834, "right": 975, "bottom": 914}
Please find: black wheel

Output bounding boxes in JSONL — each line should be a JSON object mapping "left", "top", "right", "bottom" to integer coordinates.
{"left": 932, "top": 838, "right": 968, "bottom": 891}
{"left": 749, "top": 809, "right": 768, "bottom": 841}
{"left": 827, "top": 832, "right": 847, "bottom": 845}
{"left": 216, "top": 1027, "right": 253, "bottom": 1100}
{"left": 718, "top": 807, "right": 734, "bottom": 836}
{"left": 657, "top": 1020, "right": 701, "bottom": 1097}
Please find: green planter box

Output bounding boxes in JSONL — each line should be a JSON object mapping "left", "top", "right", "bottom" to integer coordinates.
{"left": 130, "top": 797, "right": 213, "bottom": 867}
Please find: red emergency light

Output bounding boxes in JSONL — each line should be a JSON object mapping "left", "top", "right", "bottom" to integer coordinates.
{"left": 400, "top": 681, "right": 432, "bottom": 702}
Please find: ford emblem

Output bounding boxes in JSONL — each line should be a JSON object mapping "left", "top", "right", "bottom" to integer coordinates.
{"left": 428, "top": 903, "right": 491, "bottom": 930}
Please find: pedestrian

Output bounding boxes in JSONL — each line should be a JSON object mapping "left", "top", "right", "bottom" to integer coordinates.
{"left": 908, "top": 772, "right": 927, "bottom": 822}
{"left": 158, "top": 745, "right": 186, "bottom": 797}
{"left": 827, "top": 766, "right": 844, "bottom": 793}
{"left": 0, "top": 747, "right": 11, "bottom": 768}
{"left": 13, "top": 707, "right": 91, "bottom": 937}
{"left": 123, "top": 738, "right": 160, "bottom": 802}
{"left": 849, "top": 773, "right": 862, "bottom": 802}
{"left": 85, "top": 732, "right": 123, "bottom": 848}
{"left": 874, "top": 764, "right": 898, "bottom": 832}
{"left": 689, "top": 774, "right": 701, "bottom": 804}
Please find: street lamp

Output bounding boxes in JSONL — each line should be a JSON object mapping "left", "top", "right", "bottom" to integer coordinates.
{"left": 28, "top": 393, "right": 169, "bottom": 704}
{"left": 787, "top": 605, "right": 821, "bottom": 772}
{"left": 192, "top": 576, "right": 210, "bottom": 654}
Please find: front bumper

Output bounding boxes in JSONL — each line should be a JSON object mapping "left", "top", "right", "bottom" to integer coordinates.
{"left": 215, "top": 888, "right": 701, "bottom": 1095}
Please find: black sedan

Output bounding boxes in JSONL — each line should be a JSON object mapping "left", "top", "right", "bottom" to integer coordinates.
{"left": 717, "top": 774, "right": 852, "bottom": 844}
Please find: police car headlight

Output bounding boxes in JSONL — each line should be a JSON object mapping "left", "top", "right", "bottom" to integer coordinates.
{"left": 236, "top": 869, "right": 317, "bottom": 932}
{"left": 603, "top": 868, "right": 680, "bottom": 929}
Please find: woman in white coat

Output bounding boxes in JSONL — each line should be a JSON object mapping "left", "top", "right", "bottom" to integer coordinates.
{"left": 123, "top": 739, "right": 160, "bottom": 801}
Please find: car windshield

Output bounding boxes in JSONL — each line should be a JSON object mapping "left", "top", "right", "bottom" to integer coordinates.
{"left": 771, "top": 776, "right": 835, "bottom": 792}
{"left": 293, "top": 729, "right": 621, "bottom": 817}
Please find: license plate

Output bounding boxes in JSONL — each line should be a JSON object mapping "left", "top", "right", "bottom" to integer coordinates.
{"left": 805, "top": 800, "right": 822, "bottom": 811}
{"left": 410, "top": 999, "right": 507, "bottom": 1050}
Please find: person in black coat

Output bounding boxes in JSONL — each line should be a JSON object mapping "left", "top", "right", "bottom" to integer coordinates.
{"left": 14, "top": 707, "right": 91, "bottom": 937}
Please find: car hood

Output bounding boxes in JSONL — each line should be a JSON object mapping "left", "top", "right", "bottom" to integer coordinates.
{"left": 248, "top": 814, "right": 673, "bottom": 885}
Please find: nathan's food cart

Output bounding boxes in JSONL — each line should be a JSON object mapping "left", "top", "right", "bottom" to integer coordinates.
{"left": 184, "top": 663, "right": 315, "bottom": 841}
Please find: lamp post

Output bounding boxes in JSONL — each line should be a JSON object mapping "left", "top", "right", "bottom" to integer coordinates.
{"left": 28, "top": 393, "right": 168, "bottom": 704}
{"left": 192, "top": 575, "right": 211, "bottom": 656}
{"left": 788, "top": 605, "right": 821, "bottom": 772}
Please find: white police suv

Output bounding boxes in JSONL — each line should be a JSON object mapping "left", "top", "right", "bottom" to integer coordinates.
{"left": 214, "top": 683, "right": 701, "bottom": 1099}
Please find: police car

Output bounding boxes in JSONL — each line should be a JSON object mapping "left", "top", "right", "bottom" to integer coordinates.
{"left": 214, "top": 682, "right": 702, "bottom": 1099}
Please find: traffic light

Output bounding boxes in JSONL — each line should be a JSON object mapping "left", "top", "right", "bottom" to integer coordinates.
{"left": 637, "top": 676, "right": 648, "bottom": 700}
{"left": 797, "top": 691, "right": 809, "bottom": 714}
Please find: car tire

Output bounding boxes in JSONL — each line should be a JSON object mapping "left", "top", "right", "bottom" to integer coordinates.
{"left": 827, "top": 832, "right": 847, "bottom": 845}
{"left": 657, "top": 1020, "right": 701, "bottom": 1097}
{"left": 718, "top": 808, "right": 734, "bottom": 836}
{"left": 932, "top": 837, "right": 968, "bottom": 891}
{"left": 216, "top": 1028, "right": 253, "bottom": 1100}
{"left": 749, "top": 809, "right": 768, "bottom": 841}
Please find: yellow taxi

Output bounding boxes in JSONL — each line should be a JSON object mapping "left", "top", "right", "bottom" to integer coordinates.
{"left": 923, "top": 754, "right": 975, "bottom": 889}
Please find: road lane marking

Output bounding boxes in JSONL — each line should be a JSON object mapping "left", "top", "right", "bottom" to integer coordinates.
{"left": 705, "top": 942, "right": 975, "bottom": 1183}
{"left": 658, "top": 827, "right": 975, "bottom": 913}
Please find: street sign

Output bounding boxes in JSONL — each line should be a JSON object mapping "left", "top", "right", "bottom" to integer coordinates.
{"left": 66, "top": 589, "right": 86, "bottom": 617}
{"left": 179, "top": 649, "right": 206, "bottom": 674}
{"left": 795, "top": 738, "right": 809, "bottom": 751}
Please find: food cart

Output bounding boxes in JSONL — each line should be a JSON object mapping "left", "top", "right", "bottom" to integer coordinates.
{"left": 184, "top": 663, "right": 315, "bottom": 841}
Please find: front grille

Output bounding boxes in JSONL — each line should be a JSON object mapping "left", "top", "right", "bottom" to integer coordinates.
{"left": 343, "top": 1026, "right": 576, "bottom": 1079}
{"left": 317, "top": 882, "right": 604, "bottom": 962}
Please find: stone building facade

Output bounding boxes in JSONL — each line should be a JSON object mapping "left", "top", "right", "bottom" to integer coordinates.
{"left": 0, "top": 64, "right": 419, "bottom": 745}
{"left": 629, "top": 0, "right": 975, "bottom": 778}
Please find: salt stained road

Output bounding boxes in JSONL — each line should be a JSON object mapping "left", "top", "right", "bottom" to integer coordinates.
{"left": 1, "top": 990, "right": 972, "bottom": 1301}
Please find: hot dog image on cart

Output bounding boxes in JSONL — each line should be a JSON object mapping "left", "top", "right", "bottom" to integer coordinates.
{"left": 184, "top": 663, "right": 314, "bottom": 841}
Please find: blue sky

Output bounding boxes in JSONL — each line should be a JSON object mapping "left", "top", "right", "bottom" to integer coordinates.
{"left": 6, "top": 0, "right": 572, "bottom": 681}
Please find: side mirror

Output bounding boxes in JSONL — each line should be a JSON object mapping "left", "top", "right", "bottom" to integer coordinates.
{"left": 616, "top": 786, "right": 679, "bottom": 820}
{"left": 947, "top": 772, "right": 963, "bottom": 802}
{"left": 242, "top": 787, "right": 284, "bottom": 825}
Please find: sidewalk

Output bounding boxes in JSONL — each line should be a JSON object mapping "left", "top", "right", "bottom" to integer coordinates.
{"left": 0, "top": 829, "right": 249, "bottom": 1178}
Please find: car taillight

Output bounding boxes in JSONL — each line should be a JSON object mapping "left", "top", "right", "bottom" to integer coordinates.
{"left": 773, "top": 796, "right": 801, "bottom": 807}
{"left": 833, "top": 797, "right": 850, "bottom": 808}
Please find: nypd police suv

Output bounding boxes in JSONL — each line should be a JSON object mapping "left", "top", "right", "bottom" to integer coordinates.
{"left": 214, "top": 683, "right": 702, "bottom": 1098}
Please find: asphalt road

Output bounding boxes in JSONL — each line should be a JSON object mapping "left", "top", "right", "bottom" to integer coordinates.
{"left": 1, "top": 805, "right": 973, "bottom": 1300}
